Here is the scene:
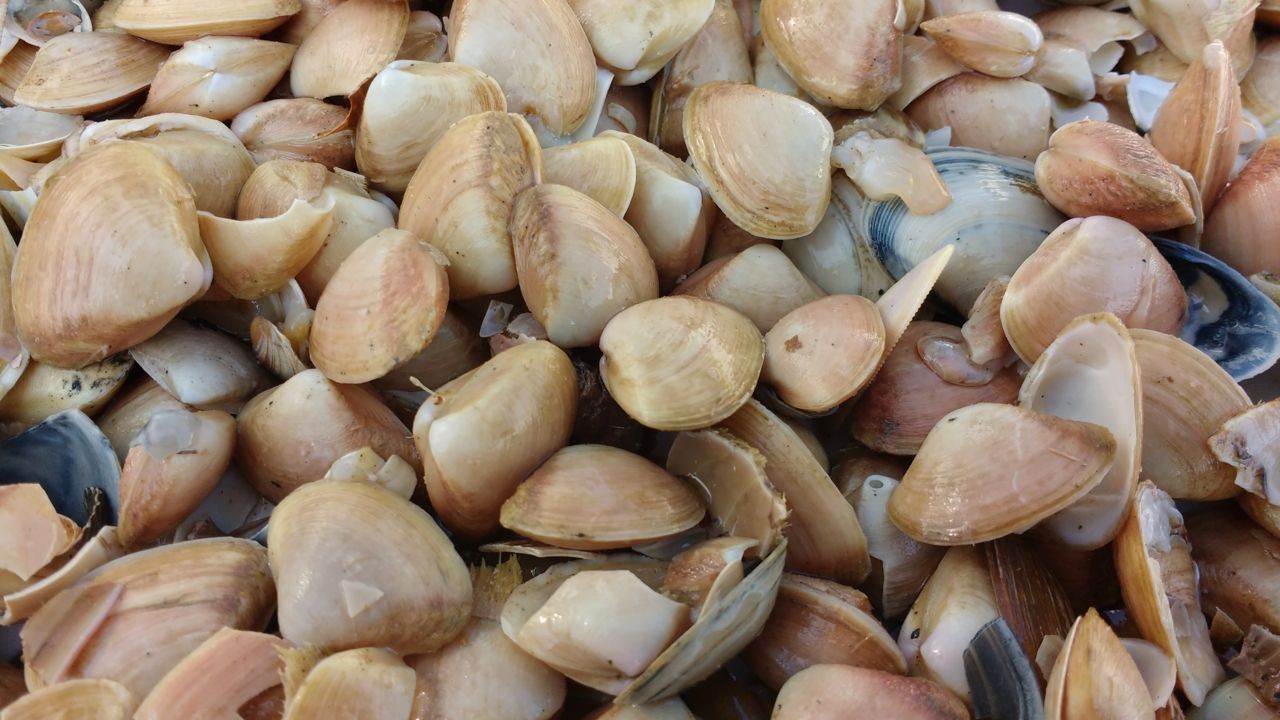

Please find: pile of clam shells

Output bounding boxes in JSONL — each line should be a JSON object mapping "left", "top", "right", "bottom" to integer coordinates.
{"left": 1, "top": 0, "right": 1280, "bottom": 718}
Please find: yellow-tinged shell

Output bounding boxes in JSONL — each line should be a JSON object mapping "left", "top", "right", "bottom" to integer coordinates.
{"left": 745, "top": 575, "right": 906, "bottom": 691}
{"left": 310, "top": 228, "right": 450, "bottom": 384}
{"left": 759, "top": 0, "right": 903, "bottom": 109}
{"left": 762, "top": 295, "right": 886, "bottom": 413}
{"left": 198, "top": 195, "right": 336, "bottom": 300}
{"left": 139, "top": 37, "right": 296, "bottom": 120}
{"left": 281, "top": 647, "right": 416, "bottom": 720}
{"left": 236, "top": 368, "right": 418, "bottom": 502}
{"left": 290, "top": 0, "right": 409, "bottom": 100}
{"left": 0, "top": 679, "right": 135, "bottom": 720}
{"left": 888, "top": 403, "right": 1116, "bottom": 545}
{"left": 231, "top": 97, "right": 355, "bottom": 170}
{"left": 399, "top": 111, "right": 540, "bottom": 300}
{"left": 449, "top": 0, "right": 597, "bottom": 136}
{"left": 500, "top": 444, "right": 705, "bottom": 550}
{"left": 268, "top": 481, "right": 473, "bottom": 654}
{"left": 356, "top": 61, "right": 506, "bottom": 193}
{"left": 413, "top": 340, "right": 577, "bottom": 541}
{"left": 674, "top": 244, "right": 825, "bottom": 334}
{"left": 113, "top": 0, "right": 302, "bottom": 44}
{"left": 771, "top": 665, "right": 968, "bottom": 720}
{"left": 718, "top": 400, "right": 871, "bottom": 585}
{"left": 920, "top": 11, "right": 1043, "bottom": 78}
{"left": 1187, "top": 507, "right": 1280, "bottom": 652}
{"left": 566, "top": 0, "right": 714, "bottom": 85}
{"left": 1131, "top": 329, "right": 1251, "bottom": 500}
{"left": 1001, "top": 216, "right": 1186, "bottom": 364}
{"left": 541, "top": 136, "right": 637, "bottom": 217}
{"left": 12, "top": 141, "right": 210, "bottom": 369}
{"left": 599, "top": 296, "right": 763, "bottom": 431}
{"left": 1033, "top": 120, "right": 1197, "bottom": 231}
{"left": 683, "top": 82, "right": 833, "bottom": 240}
{"left": 14, "top": 31, "right": 169, "bottom": 114}
{"left": 1043, "top": 609, "right": 1156, "bottom": 720}
{"left": 0, "top": 354, "right": 133, "bottom": 425}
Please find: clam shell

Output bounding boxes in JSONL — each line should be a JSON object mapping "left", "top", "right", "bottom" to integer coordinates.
{"left": 12, "top": 141, "right": 210, "bottom": 368}
{"left": 906, "top": 74, "right": 1051, "bottom": 161}
{"left": 397, "top": 10, "right": 447, "bottom": 62}
{"left": 236, "top": 368, "right": 417, "bottom": 502}
{"left": 1113, "top": 481, "right": 1225, "bottom": 705}
{"left": 1243, "top": 38, "right": 1280, "bottom": 126}
{"left": 297, "top": 174, "right": 397, "bottom": 301}
{"left": 413, "top": 340, "right": 576, "bottom": 541}
{"left": 1018, "top": 314, "right": 1141, "bottom": 549}
{"left": 1210, "top": 400, "right": 1280, "bottom": 503}
{"left": 920, "top": 10, "right": 1043, "bottom": 78}
{"left": 356, "top": 61, "right": 506, "bottom": 193}
{"left": 0, "top": 43, "right": 37, "bottom": 106}
{"left": 1156, "top": 237, "right": 1280, "bottom": 381}
{"left": 599, "top": 296, "right": 763, "bottom": 431}
{"left": 231, "top": 97, "right": 355, "bottom": 170}
{"left": 290, "top": 0, "right": 408, "bottom": 100}
{"left": 1132, "top": 329, "right": 1251, "bottom": 500}
{"left": 1127, "top": 0, "right": 1255, "bottom": 76}
{"left": 718, "top": 400, "right": 870, "bottom": 584}
{"left": 1001, "top": 216, "right": 1186, "bottom": 364}
{"left": 0, "top": 105, "right": 80, "bottom": 161}
{"left": 198, "top": 195, "right": 336, "bottom": 300}
{"left": 113, "top": 0, "right": 300, "bottom": 43}
{"left": 2, "top": 525, "right": 126, "bottom": 625}
{"left": 310, "top": 228, "right": 449, "bottom": 384}
{"left": 0, "top": 679, "right": 135, "bottom": 719}
{"left": 500, "top": 445, "right": 705, "bottom": 550}
{"left": 683, "top": 82, "right": 833, "bottom": 240}
{"left": 96, "top": 378, "right": 190, "bottom": 463}
{"left": 745, "top": 574, "right": 905, "bottom": 691}
{"left": 771, "top": 665, "right": 968, "bottom": 720}
{"left": 139, "top": 37, "right": 295, "bottom": 120}
{"left": 1187, "top": 677, "right": 1279, "bottom": 720}
{"left": 541, "top": 135, "right": 636, "bottom": 217}
{"left": 674, "top": 244, "right": 824, "bottom": 334}
{"left": 135, "top": 628, "right": 288, "bottom": 720}
{"left": 14, "top": 31, "right": 167, "bottom": 113}
{"left": 269, "top": 481, "right": 471, "bottom": 655}
{"left": 1044, "top": 608, "right": 1156, "bottom": 719}
{"left": 399, "top": 111, "right": 540, "bottom": 300}
{"left": 762, "top": 295, "right": 885, "bottom": 413}
{"left": 889, "top": 35, "right": 965, "bottom": 110}
{"left": 281, "top": 647, "right": 415, "bottom": 720}
{"left": 449, "top": 0, "right": 597, "bottom": 136}
{"left": 963, "top": 618, "right": 1044, "bottom": 720}
{"left": 1202, "top": 138, "right": 1280, "bottom": 281}
{"left": 566, "top": 0, "right": 714, "bottom": 86}
{"left": 512, "top": 184, "right": 658, "bottom": 348}
{"left": 0, "top": 354, "right": 132, "bottom": 425}
{"left": 849, "top": 474, "right": 944, "bottom": 620}
{"left": 864, "top": 146, "right": 1065, "bottom": 313}
{"left": 759, "top": 0, "right": 902, "bottom": 109}
{"left": 888, "top": 403, "right": 1116, "bottom": 545}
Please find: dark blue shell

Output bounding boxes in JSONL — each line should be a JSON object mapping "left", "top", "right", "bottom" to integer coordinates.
{"left": 965, "top": 618, "right": 1045, "bottom": 720}
{"left": 0, "top": 409, "right": 120, "bottom": 526}
{"left": 1154, "top": 238, "right": 1280, "bottom": 381}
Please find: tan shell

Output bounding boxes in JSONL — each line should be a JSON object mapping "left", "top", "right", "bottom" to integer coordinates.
{"left": 541, "top": 135, "right": 637, "bottom": 217}
{"left": 1210, "top": 400, "right": 1280, "bottom": 504}
{"left": 135, "top": 628, "right": 288, "bottom": 720}
{"left": 1114, "top": 481, "right": 1225, "bottom": 705}
{"left": 1188, "top": 507, "right": 1280, "bottom": 639}
{"left": 128, "top": 318, "right": 267, "bottom": 411}
{"left": 398, "top": 10, "right": 448, "bottom": 62}
{"left": 1028, "top": 39, "right": 1096, "bottom": 101}
{"left": 888, "top": 403, "right": 1116, "bottom": 545}
{"left": 1034, "top": 120, "right": 1197, "bottom": 231}
{"left": 851, "top": 322, "right": 1023, "bottom": 456}
{"left": 1001, "top": 216, "right": 1187, "bottom": 364}
{"left": 889, "top": 35, "right": 966, "bottom": 110}
{"left": 12, "top": 141, "right": 210, "bottom": 368}
{"left": 512, "top": 184, "right": 659, "bottom": 349}
{"left": 566, "top": 0, "right": 714, "bottom": 85}
{"left": 296, "top": 174, "right": 396, "bottom": 300}
{"left": 1148, "top": 41, "right": 1241, "bottom": 214}
{"left": 500, "top": 444, "right": 705, "bottom": 550}
{"left": 0, "top": 105, "right": 81, "bottom": 161}
{"left": 0, "top": 43, "right": 38, "bottom": 106}
{"left": 269, "top": 481, "right": 472, "bottom": 654}
{"left": 272, "top": 0, "right": 337, "bottom": 44}
{"left": 745, "top": 575, "right": 906, "bottom": 691}
{"left": 117, "top": 409, "right": 235, "bottom": 546}
{"left": 759, "top": 0, "right": 902, "bottom": 109}
{"left": 356, "top": 61, "right": 506, "bottom": 193}
{"left": 718, "top": 400, "right": 871, "bottom": 585}
{"left": 1128, "top": 0, "right": 1256, "bottom": 76}
{"left": 683, "top": 82, "right": 833, "bottom": 240}
{"left": 772, "top": 665, "right": 968, "bottom": 720}
{"left": 1021, "top": 313, "right": 1142, "bottom": 550}
{"left": 310, "top": 228, "right": 449, "bottom": 384}
{"left": 413, "top": 340, "right": 577, "bottom": 540}
{"left": 282, "top": 648, "right": 415, "bottom": 720}
{"left": 198, "top": 194, "right": 336, "bottom": 300}
{"left": 449, "top": 0, "right": 597, "bottom": 136}
{"left": 374, "top": 310, "right": 487, "bottom": 395}
{"left": 1044, "top": 609, "right": 1156, "bottom": 720}
{"left": 1202, "top": 138, "right": 1280, "bottom": 278}
{"left": 0, "top": 679, "right": 136, "bottom": 719}
{"left": 399, "top": 111, "right": 540, "bottom": 300}
{"left": 236, "top": 368, "right": 418, "bottom": 502}
{"left": 0, "top": 484, "right": 80, "bottom": 581}
{"left": 230, "top": 97, "right": 355, "bottom": 170}
{"left": 139, "top": 37, "right": 295, "bottom": 120}
{"left": 762, "top": 295, "right": 886, "bottom": 413}
{"left": 14, "top": 31, "right": 167, "bottom": 114}
{"left": 921, "top": 11, "right": 1043, "bottom": 78}
{"left": 599, "top": 296, "right": 763, "bottom": 431}
{"left": 21, "top": 538, "right": 275, "bottom": 699}
{"left": 665, "top": 428, "right": 788, "bottom": 558}
{"left": 290, "top": 0, "right": 408, "bottom": 99}
{"left": 113, "top": 0, "right": 301, "bottom": 44}
{"left": 906, "top": 74, "right": 1050, "bottom": 161}
{"left": 0, "top": 354, "right": 132, "bottom": 425}
{"left": 96, "top": 378, "right": 191, "bottom": 462}
{"left": 674, "top": 245, "right": 825, "bottom": 334}
{"left": 606, "top": 131, "right": 714, "bottom": 290}
{"left": 1131, "top": 329, "right": 1251, "bottom": 500}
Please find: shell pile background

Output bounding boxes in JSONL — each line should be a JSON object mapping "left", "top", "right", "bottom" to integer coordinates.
{"left": 0, "top": 0, "right": 1278, "bottom": 718}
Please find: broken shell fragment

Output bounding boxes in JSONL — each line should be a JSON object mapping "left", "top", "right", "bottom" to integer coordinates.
{"left": 683, "top": 82, "right": 833, "bottom": 240}
{"left": 599, "top": 297, "right": 763, "bottom": 431}
{"left": 500, "top": 444, "right": 705, "bottom": 550}
{"left": 197, "top": 194, "right": 336, "bottom": 300}
{"left": 268, "top": 480, "right": 472, "bottom": 654}
{"left": 772, "top": 664, "right": 968, "bottom": 720}
{"left": 830, "top": 130, "right": 952, "bottom": 216}
{"left": 921, "top": 11, "right": 1043, "bottom": 78}
{"left": 129, "top": 319, "right": 267, "bottom": 411}
{"left": 0, "top": 105, "right": 80, "bottom": 161}
{"left": 850, "top": 474, "right": 945, "bottom": 619}
{"left": 888, "top": 403, "right": 1117, "bottom": 545}
{"left": 134, "top": 628, "right": 287, "bottom": 720}
{"left": 0, "top": 484, "right": 80, "bottom": 581}
{"left": 1210, "top": 400, "right": 1280, "bottom": 504}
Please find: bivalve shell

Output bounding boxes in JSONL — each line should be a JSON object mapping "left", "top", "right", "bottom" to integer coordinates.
{"left": 674, "top": 245, "right": 824, "bottom": 334}
{"left": 289, "top": 0, "right": 408, "bottom": 100}
{"left": 500, "top": 444, "right": 705, "bottom": 550}
{"left": 0, "top": 105, "right": 80, "bottom": 161}
{"left": 1202, "top": 138, "right": 1280, "bottom": 278}
{"left": 0, "top": 679, "right": 135, "bottom": 719}
{"left": 281, "top": 647, "right": 415, "bottom": 720}
{"left": 14, "top": 31, "right": 167, "bottom": 114}
{"left": 1043, "top": 608, "right": 1157, "bottom": 719}
{"left": 113, "top": 0, "right": 300, "bottom": 43}
{"left": 920, "top": 11, "right": 1043, "bottom": 78}
{"left": 566, "top": 0, "right": 714, "bottom": 86}
{"left": 139, "top": 37, "right": 295, "bottom": 120}
{"left": 906, "top": 74, "right": 1051, "bottom": 161}
{"left": 231, "top": 98, "right": 355, "bottom": 170}
{"left": 761, "top": 295, "right": 885, "bottom": 413}
{"left": 1187, "top": 507, "right": 1280, "bottom": 641}
{"left": 772, "top": 665, "right": 968, "bottom": 720}
{"left": 541, "top": 135, "right": 636, "bottom": 217}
